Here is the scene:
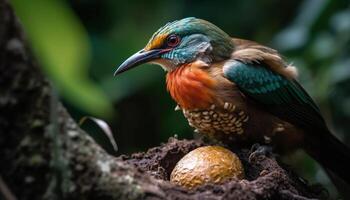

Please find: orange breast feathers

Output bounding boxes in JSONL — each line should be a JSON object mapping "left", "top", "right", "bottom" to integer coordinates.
{"left": 166, "top": 61, "right": 218, "bottom": 110}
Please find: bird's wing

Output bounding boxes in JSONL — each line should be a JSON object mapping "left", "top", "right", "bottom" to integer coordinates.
{"left": 223, "top": 60, "right": 327, "bottom": 131}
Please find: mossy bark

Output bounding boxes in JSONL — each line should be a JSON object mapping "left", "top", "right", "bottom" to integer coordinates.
{"left": 0, "top": 0, "right": 324, "bottom": 199}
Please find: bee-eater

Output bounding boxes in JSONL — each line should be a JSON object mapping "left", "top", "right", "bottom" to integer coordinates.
{"left": 114, "top": 17, "right": 350, "bottom": 183}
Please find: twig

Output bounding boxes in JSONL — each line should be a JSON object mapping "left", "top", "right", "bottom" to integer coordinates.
{"left": 0, "top": 176, "right": 17, "bottom": 200}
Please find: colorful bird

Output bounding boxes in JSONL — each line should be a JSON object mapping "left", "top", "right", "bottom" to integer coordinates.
{"left": 114, "top": 17, "right": 350, "bottom": 183}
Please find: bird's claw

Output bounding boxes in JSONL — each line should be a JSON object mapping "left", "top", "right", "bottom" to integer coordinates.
{"left": 248, "top": 143, "right": 274, "bottom": 162}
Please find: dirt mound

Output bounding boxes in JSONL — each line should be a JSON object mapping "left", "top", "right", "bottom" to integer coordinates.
{"left": 118, "top": 137, "right": 325, "bottom": 200}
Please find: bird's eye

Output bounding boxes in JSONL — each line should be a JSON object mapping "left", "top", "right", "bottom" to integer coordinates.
{"left": 167, "top": 35, "right": 180, "bottom": 47}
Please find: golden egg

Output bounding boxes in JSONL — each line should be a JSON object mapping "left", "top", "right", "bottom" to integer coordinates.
{"left": 170, "top": 146, "right": 244, "bottom": 189}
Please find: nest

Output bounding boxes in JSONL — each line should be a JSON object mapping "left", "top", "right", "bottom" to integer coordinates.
{"left": 118, "top": 137, "right": 325, "bottom": 200}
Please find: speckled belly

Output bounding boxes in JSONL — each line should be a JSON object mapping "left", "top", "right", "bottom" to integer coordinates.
{"left": 181, "top": 103, "right": 250, "bottom": 141}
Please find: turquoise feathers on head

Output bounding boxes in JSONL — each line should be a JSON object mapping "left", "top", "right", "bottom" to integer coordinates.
{"left": 150, "top": 17, "right": 230, "bottom": 42}
{"left": 145, "top": 17, "right": 235, "bottom": 66}
{"left": 161, "top": 33, "right": 212, "bottom": 64}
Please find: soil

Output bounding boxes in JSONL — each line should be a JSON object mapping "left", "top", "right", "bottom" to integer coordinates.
{"left": 117, "top": 137, "right": 326, "bottom": 200}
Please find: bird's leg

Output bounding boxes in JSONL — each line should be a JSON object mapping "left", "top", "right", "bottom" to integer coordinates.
{"left": 193, "top": 129, "right": 204, "bottom": 141}
{"left": 248, "top": 143, "right": 274, "bottom": 162}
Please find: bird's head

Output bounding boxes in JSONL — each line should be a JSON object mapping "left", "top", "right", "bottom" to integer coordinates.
{"left": 114, "top": 17, "right": 234, "bottom": 75}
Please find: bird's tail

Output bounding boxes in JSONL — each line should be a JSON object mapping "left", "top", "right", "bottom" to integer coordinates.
{"left": 319, "top": 130, "right": 350, "bottom": 182}
{"left": 306, "top": 129, "right": 350, "bottom": 197}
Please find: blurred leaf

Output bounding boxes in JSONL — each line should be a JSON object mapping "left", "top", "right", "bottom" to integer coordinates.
{"left": 272, "top": 0, "right": 329, "bottom": 50}
{"left": 331, "top": 9, "right": 350, "bottom": 34}
{"left": 330, "top": 59, "right": 350, "bottom": 84}
{"left": 310, "top": 32, "right": 335, "bottom": 59}
{"left": 12, "top": 0, "right": 113, "bottom": 117}
{"left": 273, "top": 26, "right": 309, "bottom": 50}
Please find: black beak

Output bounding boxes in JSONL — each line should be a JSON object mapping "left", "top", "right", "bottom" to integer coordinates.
{"left": 114, "top": 49, "right": 164, "bottom": 76}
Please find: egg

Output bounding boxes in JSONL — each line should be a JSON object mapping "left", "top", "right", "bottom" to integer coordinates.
{"left": 170, "top": 146, "right": 244, "bottom": 189}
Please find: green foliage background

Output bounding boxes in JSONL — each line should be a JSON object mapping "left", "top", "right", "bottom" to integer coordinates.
{"left": 12, "top": 0, "right": 350, "bottom": 197}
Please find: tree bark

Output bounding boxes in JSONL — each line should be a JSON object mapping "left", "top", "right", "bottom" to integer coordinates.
{"left": 0, "top": 0, "right": 324, "bottom": 199}
{"left": 0, "top": 0, "right": 159, "bottom": 199}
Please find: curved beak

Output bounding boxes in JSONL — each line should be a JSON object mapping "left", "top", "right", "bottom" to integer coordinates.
{"left": 114, "top": 49, "right": 164, "bottom": 76}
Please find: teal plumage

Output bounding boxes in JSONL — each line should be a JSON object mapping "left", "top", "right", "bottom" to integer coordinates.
{"left": 149, "top": 17, "right": 233, "bottom": 54}
{"left": 223, "top": 60, "right": 323, "bottom": 129}
{"left": 224, "top": 61, "right": 288, "bottom": 94}
{"left": 146, "top": 17, "right": 234, "bottom": 65}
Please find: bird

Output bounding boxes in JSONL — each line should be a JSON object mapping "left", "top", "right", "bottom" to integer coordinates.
{"left": 114, "top": 17, "right": 350, "bottom": 184}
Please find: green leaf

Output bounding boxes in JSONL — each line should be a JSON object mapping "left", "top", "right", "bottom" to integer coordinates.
{"left": 12, "top": 0, "right": 113, "bottom": 117}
